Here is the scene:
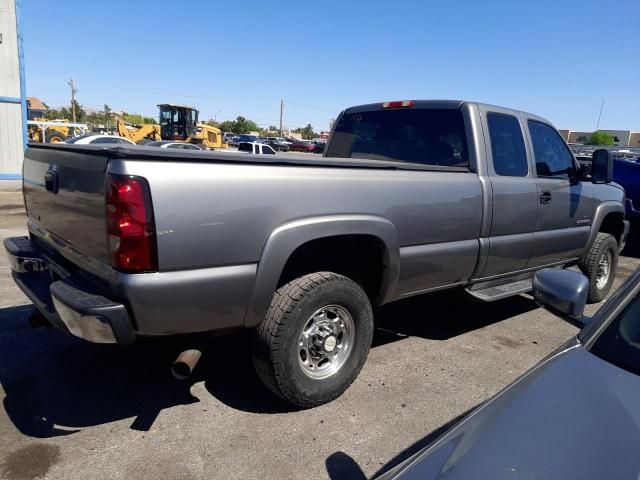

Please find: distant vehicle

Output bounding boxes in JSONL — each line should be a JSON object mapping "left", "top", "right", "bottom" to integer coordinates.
{"left": 573, "top": 148, "right": 640, "bottom": 222}
{"left": 223, "top": 133, "right": 237, "bottom": 145}
{"left": 379, "top": 267, "right": 640, "bottom": 480}
{"left": 290, "top": 140, "right": 315, "bottom": 153}
{"left": 237, "top": 134, "right": 260, "bottom": 143}
{"left": 65, "top": 134, "right": 136, "bottom": 145}
{"left": 265, "top": 137, "right": 290, "bottom": 152}
{"left": 237, "top": 141, "right": 277, "bottom": 154}
{"left": 145, "top": 141, "right": 203, "bottom": 150}
{"left": 312, "top": 141, "right": 326, "bottom": 154}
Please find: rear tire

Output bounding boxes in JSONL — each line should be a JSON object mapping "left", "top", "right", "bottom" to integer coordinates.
{"left": 579, "top": 232, "right": 618, "bottom": 303}
{"left": 253, "top": 272, "right": 374, "bottom": 408}
{"left": 45, "top": 131, "right": 66, "bottom": 143}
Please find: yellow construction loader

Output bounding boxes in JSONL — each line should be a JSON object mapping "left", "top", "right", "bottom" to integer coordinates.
{"left": 118, "top": 104, "right": 226, "bottom": 149}
{"left": 27, "top": 120, "right": 86, "bottom": 143}
{"left": 158, "top": 104, "right": 226, "bottom": 149}
{"left": 117, "top": 120, "right": 161, "bottom": 144}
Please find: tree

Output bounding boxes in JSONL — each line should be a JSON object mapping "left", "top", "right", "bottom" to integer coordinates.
{"left": 218, "top": 120, "right": 235, "bottom": 133}
{"left": 293, "top": 123, "right": 316, "bottom": 140}
{"left": 123, "top": 113, "right": 155, "bottom": 125}
{"left": 217, "top": 116, "right": 259, "bottom": 134}
{"left": 233, "top": 116, "right": 259, "bottom": 134}
{"left": 589, "top": 131, "right": 614, "bottom": 146}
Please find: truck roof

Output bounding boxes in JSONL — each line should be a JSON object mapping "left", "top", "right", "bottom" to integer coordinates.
{"left": 343, "top": 100, "right": 550, "bottom": 124}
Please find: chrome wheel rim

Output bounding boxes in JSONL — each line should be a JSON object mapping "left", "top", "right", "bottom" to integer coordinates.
{"left": 297, "top": 305, "right": 355, "bottom": 380}
{"left": 596, "top": 250, "right": 612, "bottom": 289}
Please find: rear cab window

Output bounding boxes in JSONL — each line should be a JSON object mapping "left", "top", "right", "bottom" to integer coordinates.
{"left": 326, "top": 108, "right": 469, "bottom": 168}
{"left": 487, "top": 113, "right": 528, "bottom": 176}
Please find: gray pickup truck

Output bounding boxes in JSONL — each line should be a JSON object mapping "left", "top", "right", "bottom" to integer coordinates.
{"left": 5, "top": 100, "right": 628, "bottom": 407}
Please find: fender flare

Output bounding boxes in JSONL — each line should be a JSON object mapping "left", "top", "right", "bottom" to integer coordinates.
{"left": 582, "top": 201, "right": 625, "bottom": 256}
{"left": 243, "top": 215, "right": 400, "bottom": 327}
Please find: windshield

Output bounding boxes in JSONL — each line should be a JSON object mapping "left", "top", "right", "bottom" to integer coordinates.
{"left": 591, "top": 293, "right": 640, "bottom": 375}
{"left": 325, "top": 108, "right": 469, "bottom": 168}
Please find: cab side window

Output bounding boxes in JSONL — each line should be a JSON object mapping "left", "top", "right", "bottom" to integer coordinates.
{"left": 487, "top": 113, "right": 528, "bottom": 176}
{"left": 528, "top": 120, "right": 574, "bottom": 179}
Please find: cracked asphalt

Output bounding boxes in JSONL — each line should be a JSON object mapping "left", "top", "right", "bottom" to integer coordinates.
{"left": 1, "top": 184, "right": 639, "bottom": 480}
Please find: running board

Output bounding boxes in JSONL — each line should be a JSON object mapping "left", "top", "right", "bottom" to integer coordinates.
{"left": 465, "top": 278, "right": 533, "bottom": 302}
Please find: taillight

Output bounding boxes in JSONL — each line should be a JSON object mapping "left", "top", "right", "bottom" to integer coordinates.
{"left": 106, "top": 174, "right": 157, "bottom": 272}
{"left": 381, "top": 100, "right": 415, "bottom": 108}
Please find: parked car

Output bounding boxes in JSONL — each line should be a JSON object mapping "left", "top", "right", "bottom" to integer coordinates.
{"left": 378, "top": 266, "right": 640, "bottom": 479}
{"left": 574, "top": 148, "right": 640, "bottom": 223}
{"left": 65, "top": 134, "right": 136, "bottom": 145}
{"left": 312, "top": 141, "right": 326, "bottom": 154}
{"left": 290, "top": 140, "right": 315, "bottom": 153}
{"left": 236, "top": 134, "right": 259, "bottom": 143}
{"left": 145, "top": 141, "right": 203, "bottom": 150}
{"left": 223, "top": 133, "right": 237, "bottom": 145}
{"left": 237, "top": 141, "right": 277, "bottom": 154}
{"left": 5, "top": 100, "right": 628, "bottom": 408}
{"left": 265, "top": 137, "right": 290, "bottom": 152}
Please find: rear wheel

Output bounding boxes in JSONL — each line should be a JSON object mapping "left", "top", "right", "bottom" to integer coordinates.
{"left": 45, "top": 131, "right": 66, "bottom": 143}
{"left": 579, "top": 232, "right": 618, "bottom": 303}
{"left": 253, "top": 272, "right": 374, "bottom": 407}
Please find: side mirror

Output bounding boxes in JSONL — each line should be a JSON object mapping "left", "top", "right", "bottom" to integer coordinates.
{"left": 591, "top": 149, "right": 613, "bottom": 184}
{"left": 532, "top": 269, "right": 589, "bottom": 325}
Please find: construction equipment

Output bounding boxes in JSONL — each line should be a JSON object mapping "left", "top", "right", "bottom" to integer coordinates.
{"left": 117, "top": 120, "right": 161, "bottom": 144}
{"left": 158, "top": 104, "right": 226, "bottom": 149}
{"left": 114, "top": 104, "right": 225, "bottom": 149}
{"left": 27, "top": 120, "right": 88, "bottom": 143}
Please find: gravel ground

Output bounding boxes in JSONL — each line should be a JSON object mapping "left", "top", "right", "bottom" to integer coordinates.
{"left": 1, "top": 189, "right": 638, "bottom": 480}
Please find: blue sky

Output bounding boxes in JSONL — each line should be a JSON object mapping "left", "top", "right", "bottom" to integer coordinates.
{"left": 22, "top": 0, "right": 640, "bottom": 132}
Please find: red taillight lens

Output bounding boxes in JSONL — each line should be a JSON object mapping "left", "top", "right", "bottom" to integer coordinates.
{"left": 381, "top": 100, "right": 415, "bottom": 109}
{"left": 106, "top": 174, "right": 157, "bottom": 272}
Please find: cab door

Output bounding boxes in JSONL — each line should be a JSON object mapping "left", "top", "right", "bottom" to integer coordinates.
{"left": 526, "top": 120, "right": 594, "bottom": 266}
{"left": 480, "top": 108, "right": 538, "bottom": 277}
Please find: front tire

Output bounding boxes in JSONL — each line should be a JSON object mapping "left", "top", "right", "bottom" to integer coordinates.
{"left": 579, "top": 232, "right": 618, "bottom": 303}
{"left": 253, "top": 272, "right": 374, "bottom": 408}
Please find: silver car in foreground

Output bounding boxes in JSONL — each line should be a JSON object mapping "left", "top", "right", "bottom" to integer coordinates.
{"left": 378, "top": 267, "right": 640, "bottom": 479}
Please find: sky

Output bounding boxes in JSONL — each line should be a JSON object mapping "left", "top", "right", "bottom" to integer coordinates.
{"left": 21, "top": 0, "right": 640, "bottom": 132}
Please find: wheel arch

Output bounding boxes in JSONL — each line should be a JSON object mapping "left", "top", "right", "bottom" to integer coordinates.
{"left": 583, "top": 201, "right": 626, "bottom": 256}
{"left": 243, "top": 215, "right": 400, "bottom": 328}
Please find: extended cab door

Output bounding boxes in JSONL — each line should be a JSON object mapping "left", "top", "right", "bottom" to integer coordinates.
{"left": 479, "top": 108, "right": 537, "bottom": 277}
{"left": 525, "top": 120, "right": 593, "bottom": 266}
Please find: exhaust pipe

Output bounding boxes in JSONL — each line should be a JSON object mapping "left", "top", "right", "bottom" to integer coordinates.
{"left": 171, "top": 349, "right": 202, "bottom": 380}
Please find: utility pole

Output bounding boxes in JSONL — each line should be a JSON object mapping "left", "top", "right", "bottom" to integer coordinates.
{"left": 596, "top": 99, "right": 605, "bottom": 131}
{"left": 68, "top": 78, "right": 78, "bottom": 123}
{"left": 279, "top": 99, "right": 284, "bottom": 137}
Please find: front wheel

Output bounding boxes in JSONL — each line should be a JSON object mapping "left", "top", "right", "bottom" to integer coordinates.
{"left": 253, "top": 272, "right": 374, "bottom": 408}
{"left": 579, "top": 232, "right": 619, "bottom": 303}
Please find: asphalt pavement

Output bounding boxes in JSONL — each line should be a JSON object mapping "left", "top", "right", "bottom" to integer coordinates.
{"left": 1, "top": 188, "right": 638, "bottom": 480}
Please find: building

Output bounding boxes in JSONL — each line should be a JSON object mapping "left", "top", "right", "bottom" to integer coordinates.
{"left": 560, "top": 129, "right": 640, "bottom": 147}
{"left": 0, "top": 0, "right": 26, "bottom": 180}
{"left": 27, "top": 96, "right": 47, "bottom": 119}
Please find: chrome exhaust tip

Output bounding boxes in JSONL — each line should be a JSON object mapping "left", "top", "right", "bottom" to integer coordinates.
{"left": 171, "top": 349, "right": 202, "bottom": 380}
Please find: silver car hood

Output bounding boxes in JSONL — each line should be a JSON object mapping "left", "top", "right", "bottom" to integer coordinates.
{"left": 386, "top": 344, "right": 640, "bottom": 479}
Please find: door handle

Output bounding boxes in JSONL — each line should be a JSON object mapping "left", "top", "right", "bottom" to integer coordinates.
{"left": 44, "top": 171, "right": 59, "bottom": 194}
{"left": 539, "top": 191, "right": 552, "bottom": 204}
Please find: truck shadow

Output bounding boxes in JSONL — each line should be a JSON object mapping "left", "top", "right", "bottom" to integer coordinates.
{"left": 0, "top": 291, "right": 539, "bottom": 437}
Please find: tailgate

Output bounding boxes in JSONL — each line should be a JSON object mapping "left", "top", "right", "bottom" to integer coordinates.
{"left": 23, "top": 145, "right": 111, "bottom": 264}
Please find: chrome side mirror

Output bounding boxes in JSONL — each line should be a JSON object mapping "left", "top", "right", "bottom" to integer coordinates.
{"left": 533, "top": 269, "right": 589, "bottom": 325}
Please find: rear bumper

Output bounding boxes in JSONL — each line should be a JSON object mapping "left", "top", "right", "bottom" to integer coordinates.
{"left": 5, "top": 235, "right": 257, "bottom": 342}
{"left": 5, "top": 236, "right": 134, "bottom": 344}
